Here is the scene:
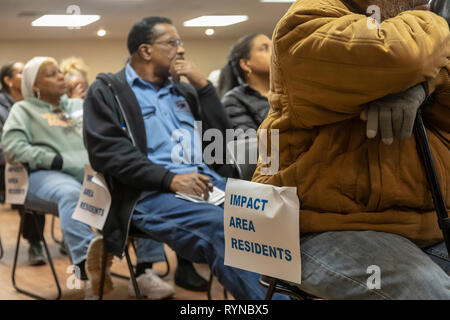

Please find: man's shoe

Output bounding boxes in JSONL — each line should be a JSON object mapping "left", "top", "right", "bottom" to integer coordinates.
{"left": 28, "top": 242, "right": 46, "bottom": 266}
{"left": 174, "top": 262, "right": 209, "bottom": 292}
{"left": 86, "top": 236, "right": 114, "bottom": 296}
{"left": 128, "top": 269, "right": 175, "bottom": 300}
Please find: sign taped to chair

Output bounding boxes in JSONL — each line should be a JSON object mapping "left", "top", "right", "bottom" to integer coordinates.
{"left": 5, "top": 162, "right": 29, "bottom": 204}
{"left": 224, "top": 178, "right": 301, "bottom": 284}
{"left": 72, "top": 165, "right": 111, "bottom": 230}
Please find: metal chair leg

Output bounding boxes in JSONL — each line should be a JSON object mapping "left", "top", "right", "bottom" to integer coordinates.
{"left": 159, "top": 249, "right": 170, "bottom": 278}
{"left": 207, "top": 272, "right": 213, "bottom": 300}
{"left": 50, "top": 215, "right": 63, "bottom": 245}
{"left": 125, "top": 245, "right": 142, "bottom": 300}
{"left": 0, "top": 234, "right": 3, "bottom": 260}
{"left": 11, "top": 211, "right": 62, "bottom": 300}
{"left": 264, "top": 278, "right": 278, "bottom": 300}
{"left": 207, "top": 272, "right": 229, "bottom": 300}
{"left": 98, "top": 241, "right": 108, "bottom": 300}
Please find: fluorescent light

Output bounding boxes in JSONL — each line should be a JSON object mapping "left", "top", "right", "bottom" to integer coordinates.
{"left": 183, "top": 15, "right": 248, "bottom": 27}
{"left": 32, "top": 15, "right": 100, "bottom": 27}
{"left": 260, "top": 0, "right": 295, "bottom": 2}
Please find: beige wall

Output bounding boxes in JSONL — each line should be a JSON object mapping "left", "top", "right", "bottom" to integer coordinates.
{"left": 0, "top": 38, "right": 238, "bottom": 84}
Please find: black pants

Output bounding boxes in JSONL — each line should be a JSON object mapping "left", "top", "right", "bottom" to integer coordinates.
{"left": 21, "top": 211, "right": 45, "bottom": 243}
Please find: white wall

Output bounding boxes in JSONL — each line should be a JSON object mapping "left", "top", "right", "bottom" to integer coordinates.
{"left": 0, "top": 38, "right": 238, "bottom": 84}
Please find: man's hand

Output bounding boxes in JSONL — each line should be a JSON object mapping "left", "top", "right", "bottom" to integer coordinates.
{"left": 361, "top": 84, "right": 427, "bottom": 145}
{"left": 169, "top": 172, "right": 214, "bottom": 201}
{"left": 172, "top": 59, "right": 208, "bottom": 90}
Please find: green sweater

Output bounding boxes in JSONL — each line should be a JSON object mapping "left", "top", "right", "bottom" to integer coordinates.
{"left": 2, "top": 95, "right": 88, "bottom": 183}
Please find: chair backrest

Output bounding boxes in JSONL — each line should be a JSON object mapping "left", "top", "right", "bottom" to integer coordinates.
{"left": 4, "top": 162, "right": 59, "bottom": 215}
{"left": 226, "top": 137, "right": 258, "bottom": 181}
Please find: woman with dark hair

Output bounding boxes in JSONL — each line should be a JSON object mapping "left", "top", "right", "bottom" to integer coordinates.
{"left": 218, "top": 33, "right": 272, "bottom": 131}
{"left": 0, "top": 61, "right": 24, "bottom": 145}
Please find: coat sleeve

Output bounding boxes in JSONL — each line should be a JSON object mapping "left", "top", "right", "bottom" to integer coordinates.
{"left": 274, "top": 3, "right": 450, "bottom": 127}
{"left": 83, "top": 81, "right": 176, "bottom": 192}
{"left": 2, "top": 104, "right": 57, "bottom": 169}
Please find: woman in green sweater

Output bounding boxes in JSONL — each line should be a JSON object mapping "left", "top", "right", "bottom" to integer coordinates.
{"left": 2, "top": 57, "right": 94, "bottom": 288}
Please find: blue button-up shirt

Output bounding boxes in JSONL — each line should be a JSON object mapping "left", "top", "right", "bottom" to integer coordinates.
{"left": 125, "top": 64, "right": 222, "bottom": 179}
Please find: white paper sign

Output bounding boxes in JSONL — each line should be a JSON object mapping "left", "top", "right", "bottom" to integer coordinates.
{"left": 72, "top": 165, "right": 111, "bottom": 230}
{"left": 224, "top": 178, "right": 301, "bottom": 284}
{"left": 5, "top": 162, "right": 29, "bottom": 205}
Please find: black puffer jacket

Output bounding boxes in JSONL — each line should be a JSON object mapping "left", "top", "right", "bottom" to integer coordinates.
{"left": 221, "top": 84, "right": 270, "bottom": 131}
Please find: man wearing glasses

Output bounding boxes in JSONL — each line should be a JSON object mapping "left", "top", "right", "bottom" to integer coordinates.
{"left": 83, "top": 17, "right": 273, "bottom": 300}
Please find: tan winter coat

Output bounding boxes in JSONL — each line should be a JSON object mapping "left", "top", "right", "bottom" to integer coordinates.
{"left": 253, "top": 0, "right": 450, "bottom": 247}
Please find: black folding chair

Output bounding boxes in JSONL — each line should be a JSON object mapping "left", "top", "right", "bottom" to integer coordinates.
{"left": 12, "top": 193, "right": 62, "bottom": 300}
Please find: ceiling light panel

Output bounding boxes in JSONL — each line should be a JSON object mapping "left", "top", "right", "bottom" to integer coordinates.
{"left": 32, "top": 15, "right": 100, "bottom": 27}
{"left": 183, "top": 15, "right": 248, "bottom": 27}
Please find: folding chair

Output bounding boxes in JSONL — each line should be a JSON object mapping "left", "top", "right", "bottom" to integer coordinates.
{"left": 11, "top": 193, "right": 62, "bottom": 300}
{"left": 226, "top": 137, "right": 313, "bottom": 300}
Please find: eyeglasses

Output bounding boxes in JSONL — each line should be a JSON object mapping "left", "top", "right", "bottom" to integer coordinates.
{"left": 152, "top": 39, "right": 184, "bottom": 48}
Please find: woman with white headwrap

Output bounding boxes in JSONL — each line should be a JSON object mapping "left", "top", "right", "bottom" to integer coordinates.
{"left": 2, "top": 57, "right": 96, "bottom": 296}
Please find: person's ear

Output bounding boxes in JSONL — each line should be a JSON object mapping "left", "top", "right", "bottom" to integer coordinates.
{"left": 239, "top": 59, "right": 252, "bottom": 76}
{"left": 3, "top": 76, "right": 12, "bottom": 88}
{"left": 138, "top": 44, "right": 152, "bottom": 61}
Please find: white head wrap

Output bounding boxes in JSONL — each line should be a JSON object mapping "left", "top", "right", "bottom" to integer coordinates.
{"left": 21, "top": 57, "right": 56, "bottom": 99}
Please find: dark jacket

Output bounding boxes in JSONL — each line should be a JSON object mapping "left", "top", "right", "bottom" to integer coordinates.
{"left": 83, "top": 68, "right": 232, "bottom": 257}
{"left": 221, "top": 84, "right": 270, "bottom": 131}
{"left": 0, "top": 90, "right": 14, "bottom": 165}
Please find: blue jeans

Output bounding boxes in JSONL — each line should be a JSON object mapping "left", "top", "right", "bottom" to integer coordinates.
{"left": 135, "top": 238, "right": 166, "bottom": 264}
{"left": 28, "top": 170, "right": 94, "bottom": 265}
{"left": 296, "top": 231, "right": 450, "bottom": 300}
{"left": 132, "top": 175, "right": 283, "bottom": 300}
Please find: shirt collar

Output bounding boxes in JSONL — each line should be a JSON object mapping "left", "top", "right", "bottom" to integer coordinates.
{"left": 126, "top": 63, "right": 175, "bottom": 94}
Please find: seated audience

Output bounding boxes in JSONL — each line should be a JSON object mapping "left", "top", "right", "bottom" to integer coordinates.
{"left": 252, "top": 0, "right": 450, "bottom": 299}
{"left": 83, "top": 16, "right": 283, "bottom": 300}
{"left": 1, "top": 57, "right": 173, "bottom": 299}
{"left": 0, "top": 61, "right": 49, "bottom": 266}
{"left": 218, "top": 33, "right": 272, "bottom": 131}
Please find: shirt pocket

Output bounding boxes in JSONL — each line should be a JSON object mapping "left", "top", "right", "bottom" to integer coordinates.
{"left": 142, "top": 106, "right": 166, "bottom": 154}
{"left": 174, "top": 99, "right": 195, "bottom": 127}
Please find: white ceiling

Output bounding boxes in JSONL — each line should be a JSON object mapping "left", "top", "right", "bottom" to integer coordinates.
{"left": 0, "top": 0, "right": 294, "bottom": 40}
